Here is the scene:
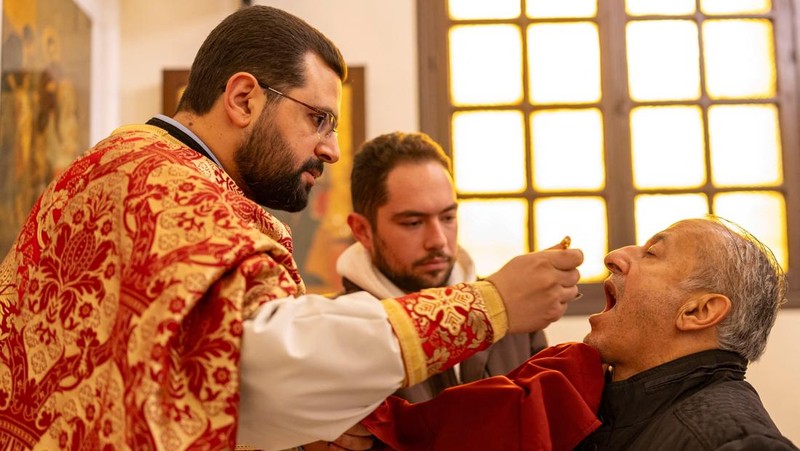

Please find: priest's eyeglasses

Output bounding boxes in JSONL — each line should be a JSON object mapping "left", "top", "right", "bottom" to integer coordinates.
{"left": 257, "top": 81, "right": 338, "bottom": 140}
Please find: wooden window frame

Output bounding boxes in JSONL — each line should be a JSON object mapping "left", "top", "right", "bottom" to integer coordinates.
{"left": 417, "top": 0, "right": 800, "bottom": 313}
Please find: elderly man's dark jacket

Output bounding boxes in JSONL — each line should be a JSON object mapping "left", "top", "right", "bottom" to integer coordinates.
{"left": 575, "top": 349, "right": 797, "bottom": 450}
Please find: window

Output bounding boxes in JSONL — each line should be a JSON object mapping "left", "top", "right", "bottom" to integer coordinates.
{"left": 418, "top": 0, "right": 800, "bottom": 313}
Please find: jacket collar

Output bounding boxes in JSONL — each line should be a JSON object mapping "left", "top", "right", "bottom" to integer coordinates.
{"left": 599, "top": 349, "right": 747, "bottom": 427}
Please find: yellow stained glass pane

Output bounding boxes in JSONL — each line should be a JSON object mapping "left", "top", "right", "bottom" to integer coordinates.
{"left": 708, "top": 105, "right": 782, "bottom": 187}
{"left": 701, "top": 0, "right": 771, "bottom": 15}
{"left": 713, "top": 191, "right": 787, "bottom": 270}
{"left": 703, "top": 20, "right": 775, "bottom": 100}
{"left": 627, "top": 20, "right": 700, "bottom": 101}
{"left": 635, "top": 194, "right": 709, "bottom": 244}
{"left": 458, "top": 199, "right": 528, "bottom": 276}
{"left": 532, "top": 109, "right": 605, "bottom": 191}
{"left": 527, "top": 23, "right": 601, "bottom": 104}
{"left": 626, "top": 0, "right": 695, "bottom": 16}
{"left": 452, "top": 111, "right": 526, "bottom": 194}
{"left": 450, "top": 25, "right": 523, "bottom": 106}
{"left": 630, "top": 106, "right": 706, "bottom": 189}
{"left": 526, "top": 0, "right": 597, "bottom": 18}
{"left": 449, "top": 0, "right": 520, "bottom": 20}
{"left": 533, "top": 197, "right": 608, "bottom": 281}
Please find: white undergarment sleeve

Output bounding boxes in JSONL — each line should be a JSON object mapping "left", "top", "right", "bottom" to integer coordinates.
{"left": 236, "top": 290, "right": 406, "bottom": 450}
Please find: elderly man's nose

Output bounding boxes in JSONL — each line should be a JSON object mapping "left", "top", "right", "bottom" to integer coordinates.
{"left": 604, "top": 245, "right": 635, "bottom": 274}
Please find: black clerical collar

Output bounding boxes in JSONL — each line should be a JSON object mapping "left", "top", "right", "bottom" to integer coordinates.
{"left": 146, "top": 116, "right": 216, "bottom": 164}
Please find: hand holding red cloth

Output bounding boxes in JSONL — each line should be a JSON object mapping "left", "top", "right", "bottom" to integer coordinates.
{"left": 362, "top": 342, "right": 605, "bottom": 451}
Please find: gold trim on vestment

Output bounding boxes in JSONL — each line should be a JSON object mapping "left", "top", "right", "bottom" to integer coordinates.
{"left": 473, "top": 280, "right": 508, "bottom": 343}
{"left": 381, "top": 298, "right": 426, "bottom": 386}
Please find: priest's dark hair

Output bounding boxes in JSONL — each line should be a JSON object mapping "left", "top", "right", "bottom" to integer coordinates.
{"left": 177, "top": 5, "right": 346, "bottom": 115}
{"left": 351, "top": 132, "right": 453, "bottom": 225}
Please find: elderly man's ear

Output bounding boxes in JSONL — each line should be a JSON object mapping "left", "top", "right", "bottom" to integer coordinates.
{"left": 676, "top": 294, "right": 732, "bottom": 331}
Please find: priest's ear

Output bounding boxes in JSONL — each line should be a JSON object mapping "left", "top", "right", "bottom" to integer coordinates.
{"left": 221, "top": 72, "right": 261, "bottom": 128}
{"left": 347, "top": 213, "right": 375, "bottom": 251}
{"left": 676, "top": 293, "right": 731, "bottom": 331}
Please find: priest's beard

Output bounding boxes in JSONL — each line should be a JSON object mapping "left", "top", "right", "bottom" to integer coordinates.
{"left": 234, "top": 110, "right": 324, "bottom": 212}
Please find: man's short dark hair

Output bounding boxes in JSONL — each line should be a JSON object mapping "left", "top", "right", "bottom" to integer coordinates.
{"left": 177, "top": 5, "right": 347, "bottom": 115}
{"left": 351, "top": 132, "right": 452, "bottom": 224}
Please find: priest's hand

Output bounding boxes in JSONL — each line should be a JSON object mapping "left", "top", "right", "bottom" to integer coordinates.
{"left": 486, "top": 238, "right": 583, "bottom": 334}
{"left": 302, "top": 423, "right": 374, "bottom": 451}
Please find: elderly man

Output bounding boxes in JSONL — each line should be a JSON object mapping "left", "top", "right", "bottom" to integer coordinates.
{"left": 361, "top": 217, "right": 796, "bottom": 451}
{"left": 576, "top": 217, "right": 796, "bottom": 450}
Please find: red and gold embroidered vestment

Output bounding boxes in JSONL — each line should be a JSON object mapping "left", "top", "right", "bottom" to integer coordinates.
{"left": 0, "top": 125, "right": 509, "bottom": 450}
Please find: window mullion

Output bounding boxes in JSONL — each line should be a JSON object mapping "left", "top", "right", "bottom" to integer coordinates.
{"left": 417, "top": 0, "right": 451, "bottom": 157}
{"left": 598, "top": 0, "right": 636, "bottom": 250}
{"left": 774, "top": 0, "right": 800, "bottom": 305}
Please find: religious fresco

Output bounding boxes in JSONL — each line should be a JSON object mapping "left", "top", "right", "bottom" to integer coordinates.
{"left": 0, "top": 0, "right": 91, "bottom": 255}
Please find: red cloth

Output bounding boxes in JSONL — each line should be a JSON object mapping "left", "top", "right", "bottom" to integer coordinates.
{"left": 363, "top": 343, "right": 604, "bottom": 451}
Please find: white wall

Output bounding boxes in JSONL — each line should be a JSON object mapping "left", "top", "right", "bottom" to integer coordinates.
{"left": 73, "top": 0, "right": 120, "bottom": 143}
{"left": 119, "top": 0, "right": 240, "bottom": 125}
{"left": 113, "top": 0, "right": 798, "bottom": 445}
